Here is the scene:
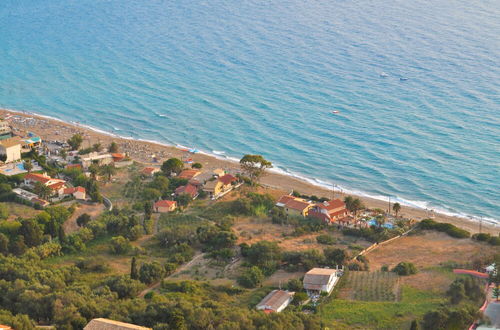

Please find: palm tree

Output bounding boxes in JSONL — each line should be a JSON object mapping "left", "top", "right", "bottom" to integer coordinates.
{"left": 375, "top": 214, "right": 386, "bottom": 228}
{"left": 88, "top": 164, "right": 99, "bottom": 180}
{"left": 344, "top": 196, "right": 354, "bottom": 211}
{"left": 34, "top": 182, "right": 52, "bottom": 200}
{"left": 23, "top": 160, "right": 33, "bottom": 173}
{"left": 60, "top": 149, "right": 67, "bottom": 160}
{"left": 393, "top": 202, "right": 401, "bottom": 218}
{"left": 100, "top": 164, "right": 117, "bottom": 182}
{"left": 351, "top": 198, "right": 364, "bottom": 217}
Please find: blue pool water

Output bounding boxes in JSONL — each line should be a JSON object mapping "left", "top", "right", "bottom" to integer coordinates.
{"left": 367, "top": 219, "right": 395, "bottom": 230}
{"left": 0, "top": 0, "right": 499, "bottom": 224}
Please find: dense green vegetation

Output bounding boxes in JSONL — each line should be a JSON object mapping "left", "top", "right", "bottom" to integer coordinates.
{"left": 418, "top": 219, "right": 471, "bottom": 238}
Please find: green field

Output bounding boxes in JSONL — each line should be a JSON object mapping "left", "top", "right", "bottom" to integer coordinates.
{"left": 320, "top": 286, "right": 445, "bottom": 329}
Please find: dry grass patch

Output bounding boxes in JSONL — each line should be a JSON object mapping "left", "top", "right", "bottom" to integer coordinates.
{"left": 366, "top": 231, "right": 492, "bottom": 270}
{"left": 2, "top": 202, "right": 40, "bottom": 219}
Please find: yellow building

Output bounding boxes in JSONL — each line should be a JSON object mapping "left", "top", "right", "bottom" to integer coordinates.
{"left": 275, "top": 195, "right": 313, "bottom": 217}
{"left": 203, "top": 174, "right": 237, "bottom": 199}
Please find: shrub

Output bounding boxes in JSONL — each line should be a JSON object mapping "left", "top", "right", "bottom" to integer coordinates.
{"left": 110, "top": 236, "right": 131, "bottom": 254}
{"left": 419, "top": 219, "right": 470, "bottom": 238}
{"left": 139, "top": 262, "right": 165, "bottom": 284}
{"left": 316, "top": 234, "right": 336, "bottom": 245}
{"left": 237, "top": 266, "right": 264, "bottom": 288}
{"left": 104, "top": 275, "right": 143, "bottom": 298}
{"left": 76, "top": 213, "right": 91, "bottom": 227}
{"left": 392, "top": 262, "right": 417, "bottom": 276}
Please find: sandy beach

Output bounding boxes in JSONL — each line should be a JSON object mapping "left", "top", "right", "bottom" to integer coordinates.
{"left": 2, "top": 108, "right": 497, "bottom": 235}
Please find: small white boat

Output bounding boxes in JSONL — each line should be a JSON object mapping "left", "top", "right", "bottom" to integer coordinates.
{"left": 332, "top": 110, "right": 340, "bottom": 114}
{"left": 380, "top": 72, "right": 389, "bottom": 77}
{"left": 400, "top": 77, "right": 409, "bottom": 81}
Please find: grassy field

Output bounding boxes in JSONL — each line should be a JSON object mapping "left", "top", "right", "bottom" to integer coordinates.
{"left": 320, "top": 285, "right": 445, "bottom": 329}
{"left": 341, "top": 271, "right": 399, "bottom": 302}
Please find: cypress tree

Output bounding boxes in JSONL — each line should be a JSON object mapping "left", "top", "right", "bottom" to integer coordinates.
{"left": 58, "top": 225, "right": 67, "bottom": 244}
{"left": 131, "top": 257, "right": 138, "bottom": 280}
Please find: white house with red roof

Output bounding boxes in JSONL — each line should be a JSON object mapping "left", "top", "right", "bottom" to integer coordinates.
{"left": 24, "top": 173, "right": 67, "bottom": 196}
{"left": 308, "top": 199, "right": 349, "bottom": 223}
{"left": 153, "top": 200, "right": 177, "bottom": 213}
{"left": 63, "top": 186, "right": 86, "bottom": 200}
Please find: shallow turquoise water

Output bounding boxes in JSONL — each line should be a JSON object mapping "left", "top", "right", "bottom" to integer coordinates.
{"left": 0, "top": 0, "right": 499, "bottom": 223}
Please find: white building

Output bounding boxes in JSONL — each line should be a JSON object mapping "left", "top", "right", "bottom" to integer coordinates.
{"left": 256, "top": 290, "right": 295, "bottom": 313}
{"left": 303, "top": 268, "right": 340, "bottom": 295}
{"left": 0, "top": 120, "right": 12, "bottom": 137}
{"left": 81, "top": 153, "right": 114, "bottom": 169}
{"left": 0, "top": 137, "right": 21, "bottom": 163}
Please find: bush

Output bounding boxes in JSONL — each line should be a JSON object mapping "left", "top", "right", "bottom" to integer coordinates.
{"left": 237, "top": 266, "right": 264, "bottom": 288}
{"left": 76, "top": 213, "right": 91, "bottom": 227}
{"left": 316, "top": 234, "right": 336, "bottom": 245}
{"left": 419, "top": 219, "right": 470, "bottom": 238}
{"left": 139, "top": 262, "right": 165, "bottom": 284}
{"left": 104, "top": 275, "right": 144, "bottom": 298}
{"left": 472, "top": 233, "right": 500, "bottom": 246}
{"left": 110, "top": 236, "right": 131, "bottom": 254}
{"left": 392, "top": 262, "right": 417, "bottom": 275}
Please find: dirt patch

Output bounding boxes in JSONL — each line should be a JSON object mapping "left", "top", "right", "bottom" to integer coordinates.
{"left": 400, "top": 270, "right": 453, "bottom": 293}
{"left": 263, "top": 270, "right": 304, "bottom": 287}
{"left": 366, "top": 231, "right": 493, "bottom": 270}
{"left": 63, "top": 202, "right": 106, "bottom": 234}
{"left": 234, "top": 217, "right": 371, "bottom": 253}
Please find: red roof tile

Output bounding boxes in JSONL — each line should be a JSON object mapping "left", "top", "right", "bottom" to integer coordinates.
{"left": 178, "top": 170, "right": 200, "bottom": 180}
{"left": 47, "top": 182, "right": 66, "bottom": 190}
{"left": 175, "top": 184, "right": 198, "bottom": 197}
{"left": 154, "top": 200, "right": 176, "bottom": 208}
{"left": 25, "top": 173, "right": 51, "bottom": 184}
{"left": 218, "top": 174, "right": 237, "bottom": 185}
{"left": 316, "top": 199, "right": 345, "bottom": 211}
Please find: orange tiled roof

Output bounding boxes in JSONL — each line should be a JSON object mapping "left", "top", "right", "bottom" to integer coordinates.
{"left": 154, "top": 200, "right": 176, "bottom": 208}
{"left": 178, "top": 169, "right": 200, "bottom": 180}
{"left": 25, "top": 173, "right": 51, "bottom": 184}
{"left": 218, "top": 174, "right": 237, "bottom": 185}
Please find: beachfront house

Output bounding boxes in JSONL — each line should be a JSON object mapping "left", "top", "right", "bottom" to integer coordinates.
{"left": 84, "top": 318, "right": 151, "bottom": 330}
{"left": 276, "top": 195, "right": 313, "bottom": 217}
{"left": 303, "top": 268, "right": 341, "bottom": 296}
{"left": 203, "top": 174, "right": 237, "bottom": 199}
{"left": 308, "top": 199, "right": 349, "bottom": 223}
{"left": 81, "top": 153, "right": 114, "bottom": 169}
{"left": 213, "top": 168, "right": 225, "bottom": 177}
{"left": 0, "top": 120, "right": 12, "bottom": 139}
{"left": 153, "top": 200, "right": 177, "bottom": 213}
{"left": 0, "top": 137, "right": 22, "bottom": 163}
{"left": 22, "top": 133, "right": 42, "bottom": 150}
{"left": 256, "top": 290, "right": 295, "bottom": 313}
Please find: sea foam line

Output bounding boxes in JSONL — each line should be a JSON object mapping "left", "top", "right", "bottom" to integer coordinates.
{"left": 1, "top": 107, "right": 498, "bottom": 227}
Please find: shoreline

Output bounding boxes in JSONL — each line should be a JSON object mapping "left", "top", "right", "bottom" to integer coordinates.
{"left": 1, "top": 108, "right": 498, "bottom": 235}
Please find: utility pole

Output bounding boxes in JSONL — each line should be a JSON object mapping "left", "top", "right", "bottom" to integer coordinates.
{"left": 388, "top": 196, "right": 391, "bottom": 215}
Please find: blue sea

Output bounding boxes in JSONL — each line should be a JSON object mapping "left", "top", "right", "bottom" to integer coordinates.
{"left": 1, "top": 0, "right": 499, "bottom": 224}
